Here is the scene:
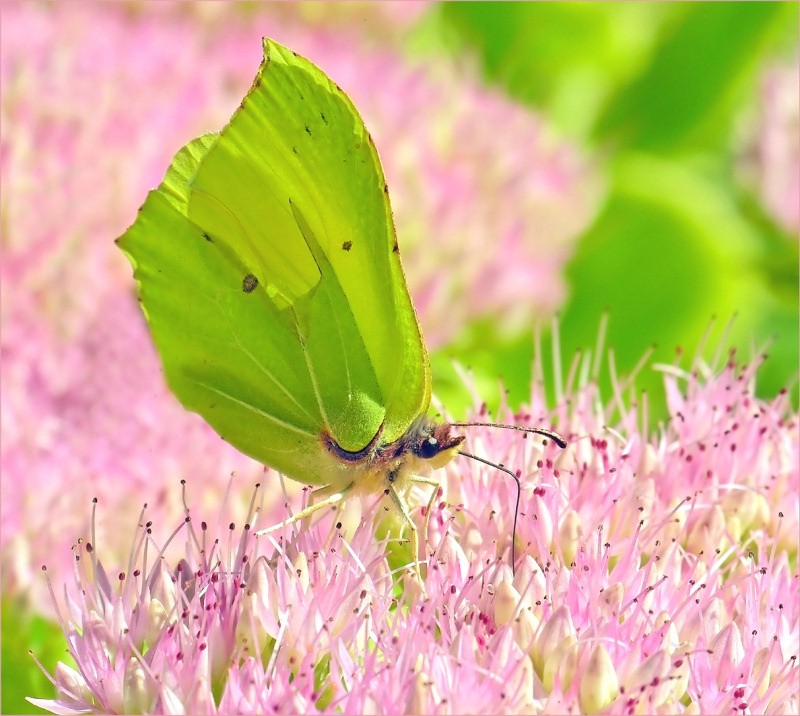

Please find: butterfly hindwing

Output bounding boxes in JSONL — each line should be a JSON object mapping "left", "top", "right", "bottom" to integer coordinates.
{"left": 120, "top": 143, "right": 331, "bottom": 482}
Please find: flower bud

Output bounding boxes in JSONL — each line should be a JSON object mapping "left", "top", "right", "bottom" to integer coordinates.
{"left": 599, "top": 582, "right": 625, "bottom": 621}
{"left": 462, "top": 521, "right": 483, "bottom": 561}
{"left": 123, "top": 662, "right": 152, "bottom": 714}
{"left": 621, "top": 649, "right": 671, "bottom": 710}
{"left": 542, "top": 634, "right": 577, "bottom": 693}
{"left": 513, "top": 554, "right": 547, "bottom": 607}
{"left": 558, "top": 509, "right": 582, "bottom": 566}
{"left": 512, "top": 608, "right": 539, "bottom": 655}
{"left": 708, "top": 622, "right": 744, "bottom": 688}
{"left": 54, "top": 661, "right": 95, "bottom": 706}
{"left": 752, "top": 646, "right": 773, "bottom": 698}
{"left": 494, "top": 578, "right": 522, "bottom": 627}
{"left": 686, "top": 506, "right": 726, "bottom": 555}
{"left": 579, "top": 644, "right": 619, "bottom": 714}
{"left": 532, "top": 605, "right": 575, "bottom": 676}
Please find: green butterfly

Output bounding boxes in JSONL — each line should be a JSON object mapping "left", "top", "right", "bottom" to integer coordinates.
{"left": 117, "top": 38, "right": 564, "bottom": 583}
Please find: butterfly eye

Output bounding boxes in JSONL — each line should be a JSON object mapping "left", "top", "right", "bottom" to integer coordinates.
{"left": 418, "top": 437, "right": 440, "bottom": 459}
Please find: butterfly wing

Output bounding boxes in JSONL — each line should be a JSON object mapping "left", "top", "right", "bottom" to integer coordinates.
{"left": 117, "top": 38, "right": 430, "bottom": 484}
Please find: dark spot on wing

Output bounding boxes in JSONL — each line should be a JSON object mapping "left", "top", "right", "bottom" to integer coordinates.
{"left": 292, "top": 146, "right": 298, "bottom": 155}
{"left": 384, "top": 183, "right": 388, "bottom": 194}
{"left": 242, "top": 274, "right": 259, "bottom": 293}
{"left": 305, "top": 125, "right": 312, "bottom": 136}
{"left": 292, "top": 51, "right": 298, "bottom": 57}
{"left": 392, "top": 241, "right": 399, "bottom": 253}
{"left": 202, "top": 232, "right": 213, "bottom": 242}
{"left": 320, "top": 112, "right": 327, "bottom": 125}
{"left": 342, "top": 241, "right": 352, "bottom": 251}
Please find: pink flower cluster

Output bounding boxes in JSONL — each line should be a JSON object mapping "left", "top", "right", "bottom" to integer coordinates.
{"left": 1, "top": 1, "right": 593, "bottom": 608}
{"left": 31, "top": 352, "right": 799, "bottom": 714}
{"left": 739, "top": 58, "right": 800, "bottom": 235}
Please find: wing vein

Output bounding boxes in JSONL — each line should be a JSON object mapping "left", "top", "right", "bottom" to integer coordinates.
{"left": 292, "top": 308, "right": 332, "bottom": 433}
{"left": 188, "top": 377, "right": 317, "bottom": 438}
{"left": 212, "top": 291, "right": 316, "bottom": 423}
{"left": 322, "top": 284, "right": 353, "bottom": 402}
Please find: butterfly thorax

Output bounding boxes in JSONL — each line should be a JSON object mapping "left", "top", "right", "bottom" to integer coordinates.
{"left": 321, "top": 417, "right": 464, "bottom": 495}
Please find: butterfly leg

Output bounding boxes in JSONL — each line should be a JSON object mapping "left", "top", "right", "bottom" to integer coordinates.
{"left": 385, "top": 484, "right": 430, "bottom": 596}
{"left": 408, "top": 476, "right": 441, "bottom": 567}
{"left": 322, "top": 500, "right": 349, "bottom": 549}
{"left": 255, "top": 483, "right": 353, "bottom": 537}
{"left": 303, "top": 483, "right": 345, "bottom": 534}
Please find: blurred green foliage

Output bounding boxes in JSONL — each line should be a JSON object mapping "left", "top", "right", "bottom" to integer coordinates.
{"left": 425, "top": 1, "right": 798, "bottom": 421}
{"left": 2, "top": 599, "right": 62, "bottom": 714}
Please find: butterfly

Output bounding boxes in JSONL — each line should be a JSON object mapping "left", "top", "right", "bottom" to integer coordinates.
{"left": 117, "top": 38, "right": 565, "bottom": 586}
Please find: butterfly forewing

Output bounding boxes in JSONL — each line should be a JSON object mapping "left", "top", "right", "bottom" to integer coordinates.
{"left": 187, "top": 39, "right": 429, "bottom": 449}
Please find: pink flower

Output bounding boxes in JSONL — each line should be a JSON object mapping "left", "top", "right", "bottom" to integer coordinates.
{"left": 0, "top": 1, "right": 269, "bottom": 609}
{"left": 1, "top": 2, "right": 593, "bottom": 609}
{"left": 29, "top": 350, "right": 799, "bottom": 714}
{"left": 738, "top": 58, "right": 800, "bottom": 235}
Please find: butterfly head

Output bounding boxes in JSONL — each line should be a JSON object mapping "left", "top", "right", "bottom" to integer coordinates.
{"left": 407, "top": 418, "right": 465, "bottom": 471}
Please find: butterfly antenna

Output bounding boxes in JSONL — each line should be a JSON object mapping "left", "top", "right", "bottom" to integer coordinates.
{"left": 457, "top": 449, "right": 524, "bottom": 572}
{"left": 455, "top": 423, "right": 567, "bottom": 573}
{"left": 451, "top": 422, "right": 567, "bottom": 449}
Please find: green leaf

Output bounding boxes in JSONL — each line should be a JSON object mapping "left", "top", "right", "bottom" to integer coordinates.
{"left": 594, "top": 2, "right": 796, "bottom": 151}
